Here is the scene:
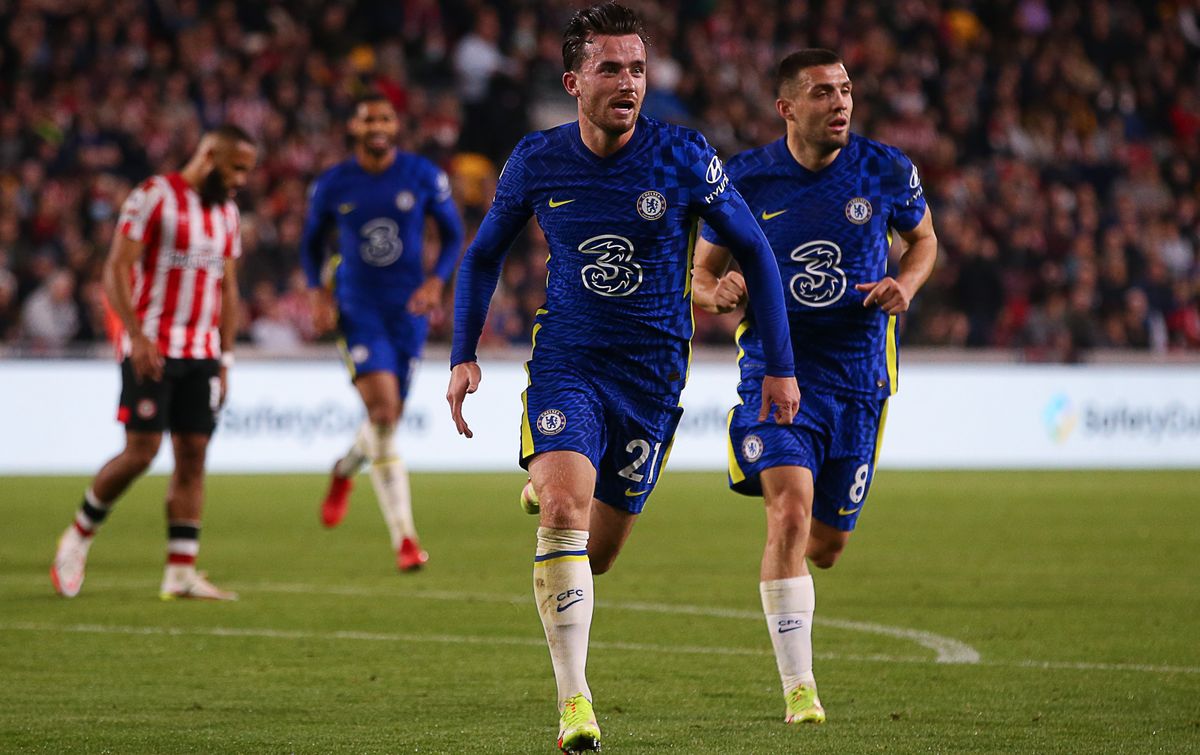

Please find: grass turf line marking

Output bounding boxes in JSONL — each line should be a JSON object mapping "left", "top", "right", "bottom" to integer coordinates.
{"left": 1, "top": 621, "right": 1197, "bottom": 675}
{"left": 0, "top": 621, "right": 925, "bottom": 664}
{"left": 0, "top": 574, "right": 979, "bottom": 664}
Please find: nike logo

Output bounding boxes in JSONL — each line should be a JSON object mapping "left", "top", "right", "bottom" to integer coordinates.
{"left": 777, "top": 618, "right": 806, "bottom": 633}
{"left": 556, "top": 599, "right": 584, "bottom": 612}
{"left": 624, "top": 489, "right": 649, "bottom": 497}
{"left": 837, "top": 505, "right": 862, "bottom": 516}
{"left": 548, "top": 198, "right": 575, "bottom": 208}
{"left": 338, "top": 203, "right": 355, "bottom": 214}
{"left": 761, "top": 209, "right": 788, "bottom": 220}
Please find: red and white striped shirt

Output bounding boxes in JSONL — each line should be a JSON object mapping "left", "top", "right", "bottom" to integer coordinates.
{"left": 116, "top": 173, "right": 242, "bottom": 360}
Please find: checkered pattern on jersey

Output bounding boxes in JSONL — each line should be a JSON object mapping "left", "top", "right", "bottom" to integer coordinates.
{"left": 494, "top": 116, "right": 737, "bottom": 393}
{"left": 705, "top": 134, "right": 926, "bottom": 398}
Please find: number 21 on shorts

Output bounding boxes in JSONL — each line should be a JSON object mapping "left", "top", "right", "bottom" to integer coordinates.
{"left": 618, "top": 439, "right": 662, "bottom": 484}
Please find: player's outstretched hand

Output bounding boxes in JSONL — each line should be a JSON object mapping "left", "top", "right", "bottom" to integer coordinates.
{"left": 447, "top": 361, "right": 482, "bottom": 438}
{"left": 712, "top": 271, "right": 747, "bottom": 314}
{"left": 130, "top": 333, "right": 164, "bottom": 382}
{"left": 759, "top": 375, "right": 800, "bottom": 425}
{"left": 408, "top": 277, "right": 445, "bottom": 316}
{"left": 855, "top": 277, "right": 914, "bottom": 315}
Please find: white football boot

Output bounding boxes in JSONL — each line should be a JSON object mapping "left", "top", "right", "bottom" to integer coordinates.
{"left": 160, "top": 565, "right": 238, "bottom": 601}
{"left": 50, "top": 525, "right": 93, "bottom": 598}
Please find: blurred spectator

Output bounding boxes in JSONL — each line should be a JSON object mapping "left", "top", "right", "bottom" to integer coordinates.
{"left": 248, "top": 279, "right": 303, "bottom": 351}
{"left": 20, "top": 268, "right": 79, "bottom": 347}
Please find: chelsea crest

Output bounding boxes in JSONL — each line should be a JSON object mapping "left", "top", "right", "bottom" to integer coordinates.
{"left": 844, "top": 197, "right": 872, "bottom": 224}
{"left": 637, "top": 191, "right": 666, "bottom": 221}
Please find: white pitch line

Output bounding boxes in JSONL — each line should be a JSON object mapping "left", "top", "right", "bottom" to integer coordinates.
{"left": 1, "top": 621, "right": 1196, "bottom": 676}
{"left": 14, "top": 577, "right": 1200, "bottom": 673}
{"left": 0, "top": 621, "right": 926, "bottom": 665}
{"left": 191, "top": 581, "right": 982, "bottom": 664}
{"left": 0, "top": 575, "right": 979, "bottom": 664}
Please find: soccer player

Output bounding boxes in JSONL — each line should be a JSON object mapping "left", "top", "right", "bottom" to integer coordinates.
{"left": 692, "top": 49, "right": 939, "bottom": 724}
{"left": 446, "top": 4, "right": 800, "bottom": 752}
{"left": 301, "top": 94, "right": 464, "bottom": 571}
{"left": 50, "top": 125, "right": 258, "bottom": 601}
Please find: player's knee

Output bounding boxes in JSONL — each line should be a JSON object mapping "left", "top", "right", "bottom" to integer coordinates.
{"left": 172, "top": 439, "right": 208, "bottom": 478}
{"left": 536, "top": 484, "right": 590, "bottom": 523}
{"left": 765, "top": 495, "right": 811, "bottom": 544}
{"left": 366, "top": 404, "right": 399, "bottom": 430}
{"left": 808, "top": 541, "right": 845, "bottom": 569}
{"left": 123, "top": 436, "right": 162, "bottom": 470}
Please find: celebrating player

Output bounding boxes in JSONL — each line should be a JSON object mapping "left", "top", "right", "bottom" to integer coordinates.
{"left": 51, "top": 125, "right": 258, "bottom": 601}
{"left": 693, "top": 49, "right": 939, "bottom": 724}
{"left": 446, "top": 4, "right": 799, "bottom": 752}
{"left": 301, "top": 94, "right": 464, "bottom": 572}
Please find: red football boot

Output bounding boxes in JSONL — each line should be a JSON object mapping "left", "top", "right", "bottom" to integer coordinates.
{"left": 321, "top": 467, "right": 353, "bottom": 528}
{"left": 397, "top": 536, "right": 429, "bottom": 571}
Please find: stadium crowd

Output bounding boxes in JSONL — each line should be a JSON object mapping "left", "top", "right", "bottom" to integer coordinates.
{"left": 0, "top": 0, "right": 1198, "bottom": 361}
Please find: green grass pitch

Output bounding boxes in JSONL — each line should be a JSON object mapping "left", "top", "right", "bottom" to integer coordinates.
{"left": 2, "top": 471, "right": 1198, "bottom": 753}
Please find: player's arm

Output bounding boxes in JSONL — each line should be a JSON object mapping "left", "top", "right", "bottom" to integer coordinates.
{"left": 691, "top": 235, "right": 745, "bottom": 314}
{"left": 218, "top": 256, "right": 240, "bottom": 406}
{"left": 299, "top": 177, "right": 337, "bottom": 334}
{"left": 448, "top": 141, "right": 534, "bottom": 437}
{"left": 854, "top": 206, "right": 937, "bottom": 314}
{"left": 701, "top": 194, "right": 799, "bottom": 425}
{"left": 104, "top": 204, "right": 162, "bottom": 381}
{"left": 447, "top": 203, "right": 529, "bottom": 438}
{"left": 409, "top": 170, "right": 466, "bottom": 317}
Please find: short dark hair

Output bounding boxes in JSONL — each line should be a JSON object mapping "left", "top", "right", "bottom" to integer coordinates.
{"left": 352, "top": 92, "right": 394, "bottom": 113}
{"left": 210, "top": 123, "right": 256, "bottom": 148}
{"left": 562, "top": 2, "right": 648, "bottom": 72}
{"left": 775, "top": 49, "right": 844, "bottom": 96}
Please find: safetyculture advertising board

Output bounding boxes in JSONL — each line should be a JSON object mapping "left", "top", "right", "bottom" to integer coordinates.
{"left": 1, "top": 359, "right": 1198, "bottom": 473}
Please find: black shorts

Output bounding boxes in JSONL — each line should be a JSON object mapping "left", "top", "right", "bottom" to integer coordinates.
{"left": 118, "top": 358, "right": 221, "bottom": 436}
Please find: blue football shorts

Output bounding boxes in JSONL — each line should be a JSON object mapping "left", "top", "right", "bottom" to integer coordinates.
{"left": 520, "top": 358, "right": 684, "bottom": 515}
{"left": 336, "top": 294, "right": 428, "bottom": 400}
{"left": 726, "top": 377, "right": 888, "bottom": 532}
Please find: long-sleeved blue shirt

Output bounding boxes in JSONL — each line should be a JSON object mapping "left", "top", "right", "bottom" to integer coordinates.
{"left": 451, "top": 115, "right": 794, "bottom": 385}
{"left": 301, "top": 153, "right": 464, "bottom": 300}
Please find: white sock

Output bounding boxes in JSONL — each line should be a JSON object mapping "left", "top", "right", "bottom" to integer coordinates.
{"left": 760, "top": 575, "right": 816, "bottom": 692}
{"left": 334, "top": 421, "right": 370, "bottom": 478}
{"left": 534, "top": 527, "right": 593, "bottom": 709}
{"left": 363, "top": 422, "right": 416, "bottom": 549}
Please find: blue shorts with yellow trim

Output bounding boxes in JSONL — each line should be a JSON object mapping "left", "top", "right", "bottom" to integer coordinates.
{"left": 521, "top": 359, "right": 684, "bottom": 515}
{"left": 727, "top": 379, "right": 888, "bottom": 532}
{"left": 336, "top": 293, "right": 427, "bottom": 399}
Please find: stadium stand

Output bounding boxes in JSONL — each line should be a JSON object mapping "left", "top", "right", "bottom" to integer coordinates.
{"left": 0, "top": 0, "right": 1197, "bottom": 361}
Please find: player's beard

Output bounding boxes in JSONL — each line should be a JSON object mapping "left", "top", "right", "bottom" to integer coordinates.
{"left": 198, "top": 168, "right": 229, "bottom": 206}
{"left": 363, "top": 140, "right": 390, "bottom": 158}
{"left": 807, "top": 123, "right": 850, "bottom": 156}
{"left": 585, "top": 98, "right": 639, "bottom": 138}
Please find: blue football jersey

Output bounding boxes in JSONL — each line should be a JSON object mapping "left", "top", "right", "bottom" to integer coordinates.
{"left": 453, "top": 114, "right": 795, "bottom": 391}
{"left": 301, "top": 153, "right": 463, "bottom": 303}
{"left": 702, "top": 134, "right": 927, "bottom": 398}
